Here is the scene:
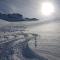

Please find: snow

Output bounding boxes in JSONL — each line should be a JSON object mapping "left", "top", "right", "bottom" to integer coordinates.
{"left": 0, "top": 20, "right": 60, "bottom": 60}
{"left": 27, "top": 21, "right": 60, "bottom": 60}
{"left": 0, "top": 19, "right": 10, "bottom": 27}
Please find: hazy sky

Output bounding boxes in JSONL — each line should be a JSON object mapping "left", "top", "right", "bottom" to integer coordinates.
{"left": 0, "top": 0, "right": 60, "bottom": 18}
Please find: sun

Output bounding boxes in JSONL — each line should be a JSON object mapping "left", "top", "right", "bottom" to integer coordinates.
{"left": 41, "top": 2, "right": 55, "bottom": 16}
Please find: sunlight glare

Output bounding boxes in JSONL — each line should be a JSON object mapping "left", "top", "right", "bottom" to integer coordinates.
{"left": 41, "top": 2, "right": 55, "bottom": 16}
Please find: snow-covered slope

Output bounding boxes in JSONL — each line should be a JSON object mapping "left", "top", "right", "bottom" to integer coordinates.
{"left": 0, "top": 19, "right": 10, "bottom": 27}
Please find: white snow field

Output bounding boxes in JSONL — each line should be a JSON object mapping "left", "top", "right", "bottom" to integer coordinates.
{"left": 0, "top": 19, "right": 60, "bottom": 60}
{"left": 27, "top": 21, "right": 60, "bottom": 60}
{"left": 0, "top": 19, "right": 10, "bottom": 27}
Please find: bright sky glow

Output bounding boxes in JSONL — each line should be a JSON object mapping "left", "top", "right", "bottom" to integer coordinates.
{"left": 41, "top": 2, "right": 55, "bottom": 16}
